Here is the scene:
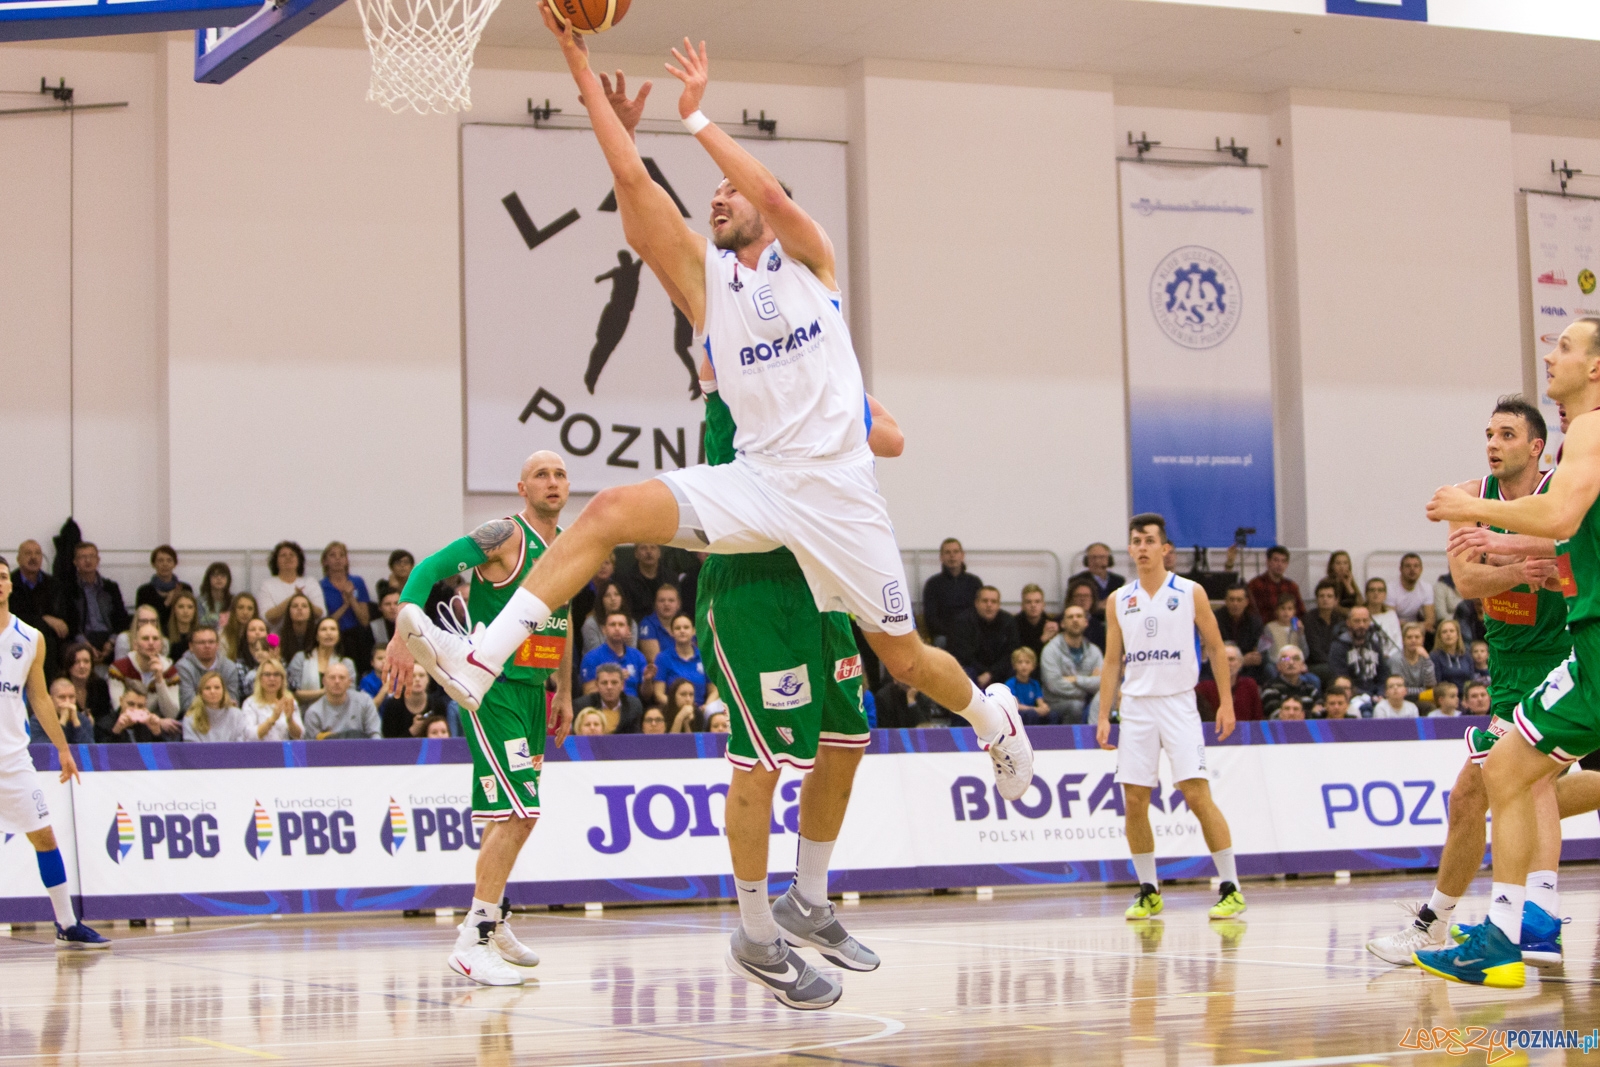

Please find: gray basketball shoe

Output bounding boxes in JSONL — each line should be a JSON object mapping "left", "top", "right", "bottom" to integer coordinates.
{"left": 771, "top": 886, "right": 881, "bottom": 972}
{"left": 726, "top": 926, "right": 843, "bottom": 1010}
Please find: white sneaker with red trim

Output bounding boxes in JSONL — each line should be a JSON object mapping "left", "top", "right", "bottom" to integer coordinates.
{"left": 980, "top": 683, "right": 1034, "bottom": 801}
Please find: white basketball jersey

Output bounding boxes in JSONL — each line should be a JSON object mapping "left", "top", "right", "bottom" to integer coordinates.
{"left": 699, "top": 237, "right": 869, "bottom": 461}
{"left": 1114, "top": 573, "right": 1202, "bottom": 697}
{"left": 0, "top": 617, "right": 41, "bottom": 763}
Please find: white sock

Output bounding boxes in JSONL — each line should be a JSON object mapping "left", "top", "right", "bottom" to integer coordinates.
{"left": 477, "top": 589, "right": 551, "bottom": 669}
{"left": 736, "top": 877, "right": 779, "bottom": 943}
{"left": 1426, "top": 888, "right": 1460, "bottom": 922}
{"left": 1131, "top": 852, "right": 1159, "bottom": 890}
{"left": 1211, "top": 847, "right": 1238, "bottom": 888}
{"left": 466, "top": 896, "right": 502, "bottom": 940}
{"left": 1526, "top": 870, "right": 1559, "bottom": 916}
{"left": 1488, "top": 881, "right": 1525, "bottom": 944}
{"left": 46, "top": 883, "right": 75, "bottom": 928}
{"left": 958, "top": 682, "right": 1010, "bottom": 738}
{"left": 795, "top": 837, "right": 835, "bottom": 907}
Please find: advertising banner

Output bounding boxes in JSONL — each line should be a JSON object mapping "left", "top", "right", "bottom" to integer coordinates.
{"left": 1119, "top": 162, "right": 1276, "bottom": 546}
{"left": 1524, "top": 190, "right": 1600, "bottom": 455}
{"left": 7, "top": 723, "right": 1598, "bottom": 921}
{"left": 461, "top": 124, "right": 848, "bottom": 494}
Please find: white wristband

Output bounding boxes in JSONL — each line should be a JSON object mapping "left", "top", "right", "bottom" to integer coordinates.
{"left": 682, "top": 110, "right": 711, "bottom": 135}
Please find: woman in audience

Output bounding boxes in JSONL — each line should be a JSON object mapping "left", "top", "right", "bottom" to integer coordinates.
{"left": 319, "top": 540, "right": 373, "bottom": 669}
{"left": 258, "top": 540, "right": 326, "bottom": 625}
{"left": 238, "top": 617, "right": 274, "bottom": 692}
{"left": 167, "top": 591, "right": 199, "bottom": 662}
{"left": 182, "top": 669, "right": 252, "bottom": 742}
{"left": 1395, "top": 622, "right": 1438, "bottom": 709}
{"left": 575, "top": 709, "right": 607, "bottom": 736}
{"left": 705, "top": 708, "right": 731, "bottom": 733}
{"left": 1325, "top": 551, "right": 1363, "bottom": 611}
{"left": 135, "top": 545, "right": 192, "bottom": 629}
{"left": 197, "top": 562, "right": 234, "bottom": 630}
{"left": 289, "top": 616, "right": 356, "bottom": 707}
{"left": 1064, "top": 580, "right": 1106, "bottom": 650}
{"left": 62, "top": 640, "right": 112, "bottom": 731}
{"left": 108, "top": 620, "right": 182, "bottom": 725}
{"left": 1429, "top": 619, "right": 1474, "bottom": 692}
{"left": 275, "top": 592, "right": 318, "bottom": 664}
{"left": 665, "top": 678, "right": 703, "bottom": 733}
{"left": 582, "top": 581, "right": 636, "bottom": 655}
{"left": 654, "top": 614, "right": 713, "bottom": 707}
{"left": 375, "top": 550, "right": 415, "bottom": 602}
{"left": 244, "top": 659, "right": 301, "bottom": 741}
{"left": 380, "top": 663, "right": 447, "bottom": 738}
{"left": 114, "top": 604, "right": 165, "bottom": 661}
{"left": 220, "top": 592, "right": 258, "bottom": 661}
{"left": 640, "top": 706, "right": 668, "bottom": 735}
{"left": 422, "top": 715, "right": 452, "bottom": 739}
{"left": 571, "top": 554, "right": 616, "bottom": 644}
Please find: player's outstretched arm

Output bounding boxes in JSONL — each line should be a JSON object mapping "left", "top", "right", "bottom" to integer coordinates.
{"left": 1096, "top": 610, "right": 1123, "bottom": 750}
{"left": 25, "top": 651, "right": 78, "bottom": 784}
{"left": 1429, "top": 413, "right": 1600, "bottom": 538}
{"left": 541, "top": 4, "right": 705, "bottom": 321}
{"left": 1194, "top": 595, "right": 1235, "bottom": 741}
{"left": 666, "top": 39, "right": 836, "bottom": 288}
{"left": 867, "top": 396, "right": 904, "bottom": 458}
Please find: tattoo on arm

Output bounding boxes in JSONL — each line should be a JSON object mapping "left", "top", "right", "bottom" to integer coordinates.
{"left": 470, "top": 519, "right": 518, "bottom": 557}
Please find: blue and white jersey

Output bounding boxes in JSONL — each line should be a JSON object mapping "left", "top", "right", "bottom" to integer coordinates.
{"left": 698, "top": 237, "right": 868, "bottom": 462}
{"left": 0, "top": 618, "right": 41, "bottom": 763}
{"left": 1114, "top": 572, "right": 1201, "bottom": 697}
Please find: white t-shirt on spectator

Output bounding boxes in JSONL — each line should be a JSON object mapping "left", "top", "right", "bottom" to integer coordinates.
{"left": 244, "top": 695, "right": 293, "bottom": 741}
{"left": 1371, "top": 608, "right": 1403, "bottom": 652}
{"left": 1372, "top": 698, "right": 1419, "bottom": 719}
{"left": 258, "top": 575, "right": 326, "bottom": 618}
{"left": 1390, "top": 581, "right": 1434, "bottom": 623}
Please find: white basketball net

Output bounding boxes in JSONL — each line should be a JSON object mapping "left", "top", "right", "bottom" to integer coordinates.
{"left": 356, "top": 0, "right": 503, "bottom": 114}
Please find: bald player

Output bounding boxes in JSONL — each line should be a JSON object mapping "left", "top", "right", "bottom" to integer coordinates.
{"left": 385, "top": 451, "right": 574, "bottom": 987}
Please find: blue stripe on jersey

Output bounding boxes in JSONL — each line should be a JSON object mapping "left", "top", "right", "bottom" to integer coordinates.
{"left": 863, "top": 394, "right": 873, "bottom": 438}
{"left": 831, "top": 297, "right": 841, "bottom": 311}
{"left": 702, "top": 336, "right": 713, "bottom": 370}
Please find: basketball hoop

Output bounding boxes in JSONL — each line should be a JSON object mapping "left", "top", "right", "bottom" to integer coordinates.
{"left": 355, "top": 0, "right": 502, "bottom": 114}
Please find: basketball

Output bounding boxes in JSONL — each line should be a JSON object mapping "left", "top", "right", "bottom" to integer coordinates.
{"left": 546, "top": 0, "right": 631, "bottom": 34}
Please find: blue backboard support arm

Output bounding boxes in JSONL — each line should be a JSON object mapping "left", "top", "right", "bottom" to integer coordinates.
{"left": 194, "top": 0, "right": 349, "bottom": 84}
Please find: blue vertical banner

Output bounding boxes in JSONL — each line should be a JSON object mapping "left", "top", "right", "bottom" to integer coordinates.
{"left": 1119, "top": 162, "right": 1276, "bottom": 547}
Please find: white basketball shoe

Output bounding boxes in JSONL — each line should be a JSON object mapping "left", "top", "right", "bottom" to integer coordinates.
{"left": 397, "top": 602, "right": 497, "bottom": 712}
{"left": 488, "top": 901, "right": 540, "bottom": 967}
{"left": 979, "top": 683, "right": 1034, "bottom": 801}
{"left": 1365, "top": 902, "right": 1447, "bottom": 966}
{"left": 448, "top": 920, "right": 525, "bottom": 986}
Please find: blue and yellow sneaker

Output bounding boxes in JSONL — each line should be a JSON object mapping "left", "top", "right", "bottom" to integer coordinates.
{"left": 1450, "top": 901, "right": 1564, "bottom": 966}
{"left": 1125, "top": 884, "right": 1163, "bottom": 919}
{"left": 1415, "top": 919, "right": 1525, "bottom": 988}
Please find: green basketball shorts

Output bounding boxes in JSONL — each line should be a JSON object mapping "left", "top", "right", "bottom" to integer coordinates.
{"left": 1468, "top": 649, "right": 1571, "bottom": 763}
{"left": 461, "top": 678, "right": 547, "bottom": 821}
{"left": 1513, "top": 625, "right": 1600, "bottom": 765}
{"left": 698, "top": 552, "right": 870, "bottom": 773}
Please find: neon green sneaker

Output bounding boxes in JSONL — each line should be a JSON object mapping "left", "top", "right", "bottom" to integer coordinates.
{"left": 1125, "top": 884, "right": 1163, "bottom": 919}
{"left": 1209, "top": 882, "right": 1247, "bottom": 919}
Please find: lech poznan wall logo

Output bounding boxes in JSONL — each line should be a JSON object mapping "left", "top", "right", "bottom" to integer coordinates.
{"left": 1149, "top": 245, "right": 1241, "bottom": 350}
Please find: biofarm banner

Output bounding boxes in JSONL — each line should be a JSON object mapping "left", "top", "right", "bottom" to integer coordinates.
{"left": 461, "top": 124, "right": 848, "bottom": 494}
{"left": 1119, "top": 161, "right": 1276, "bottom": 547}
{"left": 1524, "top": 190, "right": 1600, "bottom": 456}
{"left": 6, "top": 722, "right": 1598, "bottom": 920}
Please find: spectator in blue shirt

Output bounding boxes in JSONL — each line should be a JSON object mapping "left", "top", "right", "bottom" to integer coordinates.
{"left": 359, "top": 645, "right": 388, "bottom": 699}
{"left": 654, "top": 614, "right": 716, "bottom": 706}
{"left": 637, "top": 584, "right": 681, "bottom": 665}
{"left": 581, "top": 610, "right": 651, "bottom": 698}
{"left": 319, "top": 541, "right": 373, "bottom": 669}
{"left": 1005, "top": 646, "right": 1050, "bottom": 724}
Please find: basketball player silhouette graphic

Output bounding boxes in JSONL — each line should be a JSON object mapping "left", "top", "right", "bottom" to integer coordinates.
{"left": 584, "top": 249, "right": 643, "bottom": 394}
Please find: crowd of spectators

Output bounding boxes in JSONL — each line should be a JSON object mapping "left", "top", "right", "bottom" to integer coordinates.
{"left": 10, "top": 529, "right": 1491, "bottom": 746}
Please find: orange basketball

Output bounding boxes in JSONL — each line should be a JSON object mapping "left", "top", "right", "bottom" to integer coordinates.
{"left": 547, "top": 0, "right": 631, "bottom": 34}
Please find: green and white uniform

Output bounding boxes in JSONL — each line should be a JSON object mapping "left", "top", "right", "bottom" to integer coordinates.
{"left": 698, "top": 385, "right": 870, "bottom": 772}
{"left": 1467, "top": 471, "right": 1571, "bottom": 761}
{"left": 1515, "top": 475, "right": 1600, "bottom": 764}
{"left": 402, "top": 517, "right": 568, "bottom": 820}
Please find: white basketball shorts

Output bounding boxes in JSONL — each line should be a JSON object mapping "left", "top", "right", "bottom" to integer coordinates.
{"left": 0, "top": 751, "right": 52, "bottom": 835}
{"left": 657, "top": 449, "right": 915, "bottom": 636}
{"left": 1114, "top": 691, "right": 1208, "bottom": 788}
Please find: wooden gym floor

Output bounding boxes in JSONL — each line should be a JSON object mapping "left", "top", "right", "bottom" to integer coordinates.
{"left": 0, "top": 869, "right": 1595, "bottom": 1066}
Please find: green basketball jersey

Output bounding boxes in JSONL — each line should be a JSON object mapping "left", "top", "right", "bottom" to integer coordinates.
{"left": 1556, "top": 477, "right": 1600, "bottom": 632}
{"left": 1481, "top": 472, "right": 1571, "bottom": 655}
{"left": 468, "top": 514, "right": 569, "bottom": 683}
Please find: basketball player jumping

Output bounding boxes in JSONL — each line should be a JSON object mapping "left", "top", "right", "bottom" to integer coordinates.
{"left": 1097, "top": 515, "right": 1247, "bottom": 922}
{"left": 591, "top": 71, "right": 897, "bottom": 1008}
{"left": 0, "top": 557, "right": 109, "bottom": 949}
{"left": 399, "top": 8, "right": 1036, "bottom": 1006}
{"left": 384, "top": 451, "right": 573, "bottom": 987}
{"left": 1419, "top": 317, "right": 1600, "bottom": 987}
{"left": 1367, "top": 397, "right": 1572, "bottom": 966}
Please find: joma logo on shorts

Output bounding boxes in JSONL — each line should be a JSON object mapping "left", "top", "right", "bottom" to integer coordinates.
{"left": 738, "top": 321, "right": 821, "bottom": 366}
